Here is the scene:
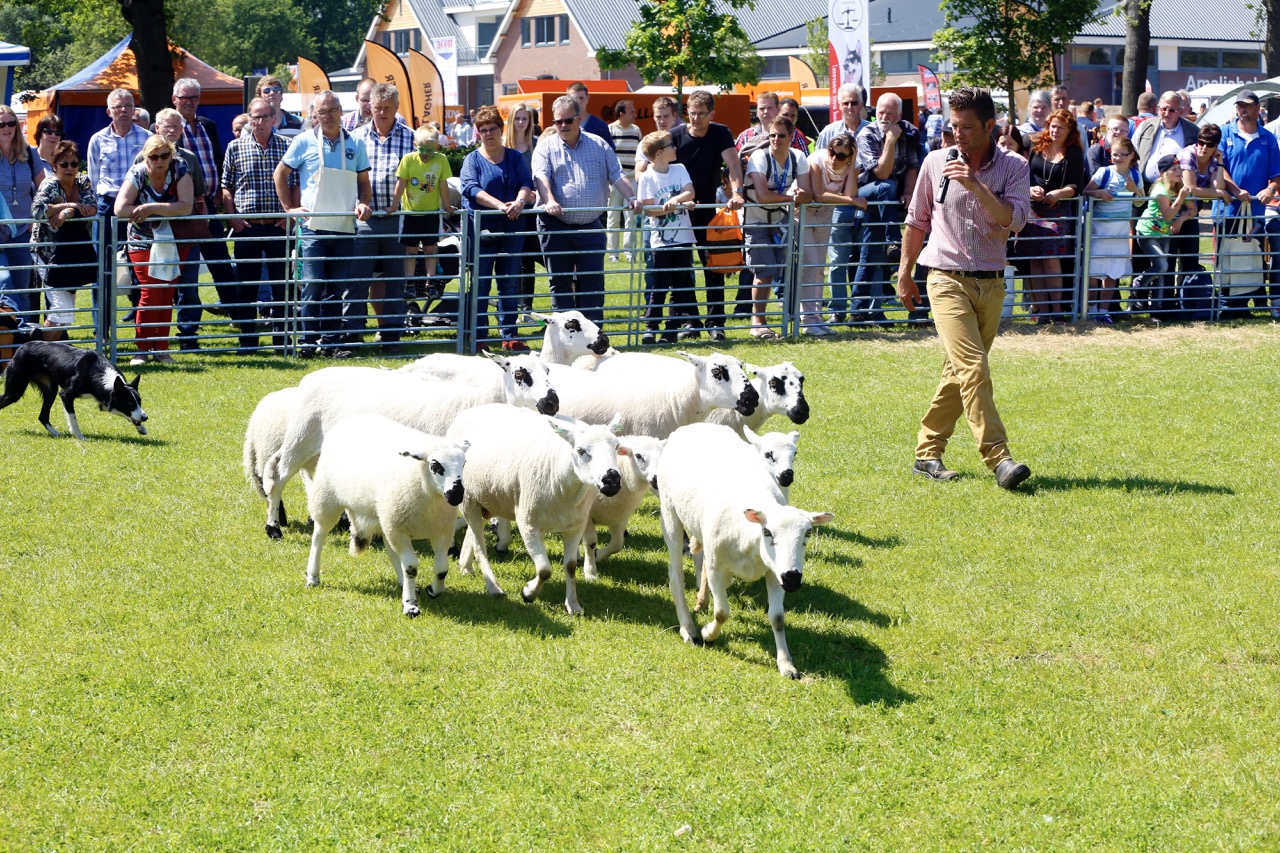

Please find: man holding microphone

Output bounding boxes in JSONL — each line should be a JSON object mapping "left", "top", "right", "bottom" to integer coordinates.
{"left": 895, "top": 87, "right": 1034, "bottom": 491}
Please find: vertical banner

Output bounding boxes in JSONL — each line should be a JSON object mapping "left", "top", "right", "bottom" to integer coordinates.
{"left": 364, "top": 40, "right": 417, "bottom": 127}
{"left": 918, "top": 65, "right": 941, "bottom": 111}
{"left": 407, "top": 48, "right": 445, "bottom": 130}
{"left": 430, "top": 37, "right": 459, "bottom": 108}
{"left": 295, "top": 55, "right": 331, "bottom": 117}
{"left": 827, "top": 0, "right": 869, "bottom": 121}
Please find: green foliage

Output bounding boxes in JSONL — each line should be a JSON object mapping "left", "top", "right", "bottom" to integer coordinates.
{"left": 803, "top": 17, "right": 829, "bottom": 80}
{"left": 291, "top": 0, "right": 383, "bottom": 74}
{"left": 2, "top": 325, "right": 1280, "bottom": 847}
{"left": 168, "top": 0, "right": 314, "bottom": 78}
{"left": 596, "top": 0, "right": 763, "bottom": 99}
{"left": 0, "top": 0, "right": 80, "bottom": 91}
{"left": 933, "top": 0, "right": 1102, "bottom": 118}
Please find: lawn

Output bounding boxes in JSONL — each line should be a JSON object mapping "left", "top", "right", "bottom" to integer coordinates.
{"left": 1, "top": 321, "right": 1278, "bottom": 850}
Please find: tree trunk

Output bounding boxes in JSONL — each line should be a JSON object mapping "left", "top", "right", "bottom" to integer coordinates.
{"left": 1120, "top": 0, "right": 1150, "bottom": 117}
{"left": 118, "top": 0, "right": 174, "bottom": 119}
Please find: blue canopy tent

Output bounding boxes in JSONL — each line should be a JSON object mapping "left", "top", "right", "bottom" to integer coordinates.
{"left": 0, "top": 41, "right": 32, "bottom": 106}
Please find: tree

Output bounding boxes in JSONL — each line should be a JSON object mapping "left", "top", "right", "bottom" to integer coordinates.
{"left": 932, "top": 0, "right": 1101, "bottom": 122}
{"left": 596, "top": 0, "right": 763, "bottom": 103}
{"left": 292, "top": 0, "right": 384, "bottom": 73}
{"left": 116, "top": 0, "right": 175, "bottom": 118}
{"left": 168, "top": 0, "right": 314, "bottom": 78}
{"left": 1119, "top": 0, "right": 1151, "bottom": 118}
{"left": 804, "top": 17, "right": 829, "bottom": 80}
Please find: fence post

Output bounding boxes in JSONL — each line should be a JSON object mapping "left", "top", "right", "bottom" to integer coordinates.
{"left": 464, "top": 208, "right": 478, "bottom": 354}
{"left": 1076, "top": 199, "right": 1092, "bottom": 322}
{"left": 106, "top": 222, "right": 118, "bottom": 363}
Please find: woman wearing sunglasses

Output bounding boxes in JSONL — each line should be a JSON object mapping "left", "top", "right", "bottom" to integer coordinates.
{"left": 801, "top": 132, "right": 863, "bottom": 335}
{"left": 114, "top": 135, "right": 194, "bottom": 363}
{"left": 0, "top": 105, "right": 49, "bottom": 318}
{"left": 30, "top": 141, "right": 97, "bottom": 341}
{"left": 34, "top": 115, "right": 64, "bottom": 167}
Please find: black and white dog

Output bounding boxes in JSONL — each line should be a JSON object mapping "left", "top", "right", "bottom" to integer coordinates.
{"left": 0, "top": 341, "right": 148, "bottom": 440}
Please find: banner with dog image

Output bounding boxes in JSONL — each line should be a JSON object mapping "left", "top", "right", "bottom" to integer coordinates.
{"left": 827, "top": 0, "right": 869, "bottom": 120}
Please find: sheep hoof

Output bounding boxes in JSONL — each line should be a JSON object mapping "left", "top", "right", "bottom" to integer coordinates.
{"left": 306, "top": 578, "right": 320, "bottom": 588}
{"left": 781, "top": 667, "right": 801, "bottom": 680}
{"left": 425, "top": 587, "right": 442, "bottom": 599}
{"left": 265, "top": 523, "right": 282, "bottom": 540}
{"left": 495, "top": 548, "right": 509, "bottom": 558}
{"left": 403, "top": 606, "right": 421, "bottom": 618}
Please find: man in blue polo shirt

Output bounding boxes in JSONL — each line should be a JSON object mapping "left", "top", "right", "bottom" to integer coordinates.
{"left": 1215, "top": 89, "right": 1280, "bottom": 318}
{"left": 274, "top": 90, "right": 373, "bottom": 357}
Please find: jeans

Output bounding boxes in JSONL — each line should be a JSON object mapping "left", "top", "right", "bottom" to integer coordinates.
{"left": 537, "top": 214, "right": 606, "bottom": 325}
{"left": 0, "top": 237, "right": 36, "bottom": 315}
{"left": 1130, "top": 235, "right": 1173, "bottom": 314}
{"left": 851, "top": 179, "right": 900, "bottom": 314}
{"left": 827, "top": 204, "right": 861, "bottom": 316}
{"left": 471, "top": 217, "right": 524, "bottom": 342}
{"left": 644, "top": 244, "right": 698, "bottom": 332}
{"left": 298, "top": 226, "right": 355, "bottom": 345}
{"left": 231, "top": 222, "right": 288, "bottom": 346}
{"left": 349, "top": 215, "right": 407, "bottom": 339}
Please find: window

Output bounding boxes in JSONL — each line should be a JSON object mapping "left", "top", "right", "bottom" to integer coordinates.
{"left": 392, "top": 29, "right": 412, "bottom": 55}
{"left": 521, "top": 14, "right": 567, "bottom": 48}
{"left": 1223, "top": 50, "right": 1261, "bottom": 70}
{"left": 521, "top": 18, "right": 531, "bottom": 47}
{"left": 1179, "top": 48, "right": 1261, "bottom": 70}
{"left": 535, "top": 16, "right": 556, "bottom": 45}
{"left": 503, "top": 83, "right": 519, "bottom": 96}
{"left": 1072, "top": 46, "right": 1114, "bottom": 67}
{"left": 559, "top": 14, "right": 570, "bottom": 44}
{"left": 879, "top": 48, "right": 937, "bottom": 75}
{"left": 477, "top": 21, "right": 498, "bottom": 54}
{"left": 759, "top": 56, "right": 789, "bottom": 79}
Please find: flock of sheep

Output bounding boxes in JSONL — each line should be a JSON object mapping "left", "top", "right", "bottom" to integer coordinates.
{"left": 243, "top": 311, "right": 832, "bottom": 678}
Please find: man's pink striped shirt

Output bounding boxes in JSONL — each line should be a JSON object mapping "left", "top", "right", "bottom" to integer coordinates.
{"left": 905, "top": 144, "right": 1030, "bottom": 273}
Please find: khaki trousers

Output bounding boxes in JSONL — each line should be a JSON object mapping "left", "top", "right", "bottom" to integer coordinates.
{"left": 916, "top": 270, "right": 1012, "bottom": 470}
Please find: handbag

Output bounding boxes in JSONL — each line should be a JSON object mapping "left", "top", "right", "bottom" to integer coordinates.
{"left": 147, "top": 221, "right": 181, "bottom": 281}
{"left": 1215, "top": 213, "right": 1265, "bottom": 297}
{"left": 309, "top": 128, "right": 358, "bottom": 234}
{"left": 705, "top": 206, "right": 745, "bottom": 274}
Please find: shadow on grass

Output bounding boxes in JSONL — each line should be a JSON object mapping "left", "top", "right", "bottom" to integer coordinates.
{"left": 1023, "top": 474, "right": 1234, "bottom": 496}
{"left": 8, "top": 425, "right": 169, "bottom": 445}
{"left": 821, "top": 526, "right": 903, "bottom": 550}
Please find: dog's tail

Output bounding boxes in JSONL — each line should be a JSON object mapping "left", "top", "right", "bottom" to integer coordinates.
{"left": 0, "top": 350, "right": 30, "bottom": 411}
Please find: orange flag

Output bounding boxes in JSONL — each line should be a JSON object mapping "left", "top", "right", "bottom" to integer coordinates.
{"left": 364, "top": 40, "right": 416, "bottom": 126}
{"left": 295, "top": 55, "right": 331, "bottom": 116}
{"left": 407, "top": 48, "right": 445, "bottom": 130}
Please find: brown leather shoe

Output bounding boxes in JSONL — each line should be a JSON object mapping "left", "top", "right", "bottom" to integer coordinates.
{"left": 913, "top": 458, "right": 960, "bottom": 481}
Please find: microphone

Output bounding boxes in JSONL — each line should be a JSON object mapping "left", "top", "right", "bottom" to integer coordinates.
{"left": 938, "top": 148, "right": 961, "bottom": 203}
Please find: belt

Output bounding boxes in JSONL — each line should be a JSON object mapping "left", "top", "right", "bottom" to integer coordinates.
{"left": 243, "top": 217, "right": 280, "bottom": 226}
{"left": 934, "top": 268, "right": 1002, "bottom": 280}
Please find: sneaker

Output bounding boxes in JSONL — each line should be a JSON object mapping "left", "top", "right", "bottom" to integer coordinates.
{"left": 1089, "top": 312, "right": 1114, "bottom": 325}
{"left": 640, "top": 333, "right": 657, "bottom": 345}
{"left": 801, "top": 324, "right": 832, "bottom": 336}
{"left": 677, "top": 324, "right": 702, "bottom": 340}
{"left": 827, "top": 312, "right": 846, "bottom": 326}
{"left": 128, "top": 355, "right": 149, "bottom": 366}
{"left": 994, "top": 458, "right": 1032, "bottom": 491}
{"left": 152, "top": 352, "right": 174, "bottom": 363}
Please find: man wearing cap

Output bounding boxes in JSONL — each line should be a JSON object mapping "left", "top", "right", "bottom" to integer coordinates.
{"left": 1215, "top": 89, "right": 1280, "bottom": 317}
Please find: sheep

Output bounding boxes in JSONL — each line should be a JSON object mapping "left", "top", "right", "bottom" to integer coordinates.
{"left": 705, "top": 361, "right": 809, "bottom": 435}
{"left": 546, "top": 351, "right": 759, "bottom": 439}
{"left": 261, "top": 353, "right": 557, "bottom": 540}
{"left": 399, "top": 310, "right": 609, "bottom": 383}
{"left": 243, "top": 386, "right": 303, "bottom": 527}
{"left": 486, "top": 434, "right": 665, "bottom": 572}
{"left": 743, "top": 426, "right": 800, "bottom": 499}
{"left": 445, "top": 405, "right": 627, "bottom": 615}
{"left": 656, "top": 422, "right": 833, "bottom": 679}
{"left": 305, "top": 415, "right": 469, "bottom": 617}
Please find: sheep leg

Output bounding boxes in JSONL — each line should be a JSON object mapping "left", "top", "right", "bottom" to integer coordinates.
{"left": 493, "top": 517, "right": 512, "bottom": 555}
{"left": 659, "top": 506, "right": 701, "bottom": 646}
{"left": 700, "top": 563, "right": 730, "bottom": 645}
{"left": 427, "top": 533, "right": 451, "bottom": 599}
{"left": 305, "top": 510, "right": 340, "bottom": 588}
{"left": 461, "top": 505, "right": 506, "bottom": 596}
{"left": 384, "top": 532, "right": 421, "bottom": 617}
{"left": 583, "top": 523, "right": 601, "bottom": 579}
{"left": 693, "top": 552, "right": 710, "bottom": 612}
{"left": 591, "top": 523, "right": 626, "bottom": 567}
{"left": 764, "top": 571, "right": 799, "bottom": 679}
{"left": 518, "top": 524, "right": 554, "bottom": 605}
{"left": 562, "top": 526, "right": 585, "bottom": 616}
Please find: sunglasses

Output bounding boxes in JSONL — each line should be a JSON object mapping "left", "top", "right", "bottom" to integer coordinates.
{"left": 767, "top": 132, "right": 787, "bottom": 139}
{"left": 654, "top": 142, "right": 673, "bottom": 152}
{"left": 41, "top": 128, "right": 63, "bottom": 135}
{"left": 261, "top": 86, "right": 283, "bottom": 94}
{"left": 477, "top": 125, "right": 501, "bottom": 134}
{"left": 830, "top": 151, "right": 850, "bottom": 161}
{"left": 0, "top": 120, "right": 17, "bottom": 129}
{"left": 552, "top": 118, "right": 576, "bottom": 127}
{"left": 57, "top": 160, "right": 80, "bottom": 169}
{"left": 147, "top": 151, "right": 173, "bottom": 162}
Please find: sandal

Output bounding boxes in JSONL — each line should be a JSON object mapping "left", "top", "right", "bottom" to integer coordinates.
{"left": 750, "top": 326, "right": 779, "bottom": 339}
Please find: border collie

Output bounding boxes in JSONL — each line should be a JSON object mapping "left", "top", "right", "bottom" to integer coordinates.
{"left": 0, "top": 341, "right": 148, "bottom": 440}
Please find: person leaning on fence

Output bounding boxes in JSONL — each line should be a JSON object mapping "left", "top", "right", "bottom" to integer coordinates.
{"left": 115, "top": 134, "right": 194, "bottom": 365}
{"left": 1019, "top": 108, "right": 1085, "bottom": 323}
{"left": 1214, "top": 90, "right": 1280, "bottom": 318}
{"left": 273, "top": 90, "right": 373, "bottom": 359}
{"left": 1082, "top": 136, "right": 1141, "bottom": 323}
{"left": 0, "top": 104, "right": 49, "bottom": 319}
{"left": 223, "top": 97, "right": 294, "bottom": 351}
{"left": 1179, "top": 123, "right": 1250, "bottom": 306}
{"left": 460, "top": 105, "right": 536, "bottom": 352}
{"left": 1129, "top": 155, "right": 1194, "bottom": 316}
{"left": 636, "top": 130, "right": 699, "bottom": 344}
{"left": 896, "top": 86, "right": 1033, "bottom": 491}
{"left": 743, "top": 115, "right": 811, "bottom": 339}
{"left": 30, "top": 140, "right": 96, "bottom": 341}
{"left": 533, "top": 94, "right": 641, "bottom": 325}
{"left": 350, "top": 83, "right": 415, "bottom": 348}
{"left": 393, "top": 126, "right": 454, "bottom": 306}
{"left": 801, "top": 132, "right": 861, "bottom": 335}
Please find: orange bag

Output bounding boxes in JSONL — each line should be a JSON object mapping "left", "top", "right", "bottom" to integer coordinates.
{"left": 705, "top": 206, "right": 744, "bottom": 274}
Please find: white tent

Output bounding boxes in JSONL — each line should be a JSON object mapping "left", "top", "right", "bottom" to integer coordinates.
{"left": 1197, "top": 76, "right": 1280, "bottom": 127}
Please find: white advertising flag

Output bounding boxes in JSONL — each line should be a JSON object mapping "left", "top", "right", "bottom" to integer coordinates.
{"left": 827, "top": 0, "right": 869, "bottom": 120}
{"left": 431, "top": 37, "right": 459, "bottom": 108}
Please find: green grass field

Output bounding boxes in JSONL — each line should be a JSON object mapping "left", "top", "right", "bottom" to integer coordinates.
{"left": 2, "top": 322, "right": 1278, "bottom": 849}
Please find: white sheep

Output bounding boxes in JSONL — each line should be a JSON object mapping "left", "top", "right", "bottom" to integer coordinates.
{"left": 400, "top": 310, "right": 609, "bottom": 383}
{"left": 546, "top": 351, "right": 759, "bottom": 439}
{"left": 261, "top": 353, "right": 558, "bottom": 540}
{"left": 706, "top": 361, "right": 810, "bottom": 435}
{"left": 582, "top": 434, "right": 665, "bottom": 572}
{"left": 743, "top": 426, "right": 800, "bottom": 498}
{"left": 305, "top": 415, "right": 469, "bottom": 617}
{"left": 243, "top": 386, "right": 304, "bottom": 528}
{"left": 446, "top": 405, "right": 626, "bottom": 615}
{"left": 657, "top": 422, "right": 833, "bottom": 679}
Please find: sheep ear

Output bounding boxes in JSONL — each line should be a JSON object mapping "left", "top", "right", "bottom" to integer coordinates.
{"left": 742, "top": 425, "right": 761, "bottom": 446}
{"left": 400, "top": 450, "right": 426, "bottom": 461}
{"left": 788, "top": 430, "right": 800, "bottom": 444}
{"left": 743, "top": 508, "right": 766, "bottom": 525}
{"left": 678, "top": 350, "right": 703, "bottom": 366}
{"left": 457, "top": 440, "right": 470, "bottom": 454}
{"left": 547, "top": 418, "right": 576, "bottom": 443}
{"left": 608, "top": 412, "right": 625, "bottom": 435}
{"left": 743, "top": 362, "right": 762, "bottom": 374}
{"left": 480, "top": 349, "right": 499, "bottom": 361}
{"left": 808, "top": 512, "right": 835, "bottom": 526}
{"left": 528, "top": 311, "right": 551, "bottom": 326}
{"left": 617, "top": 444, "right": 630, "bottom": 457}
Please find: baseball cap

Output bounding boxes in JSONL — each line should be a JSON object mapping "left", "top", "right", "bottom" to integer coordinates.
{"left": 1156, "top": 154, "right": 1178, "bottom": 173}
{"left": 1235, "top": 89, "right": 1260, "bottom": 105}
